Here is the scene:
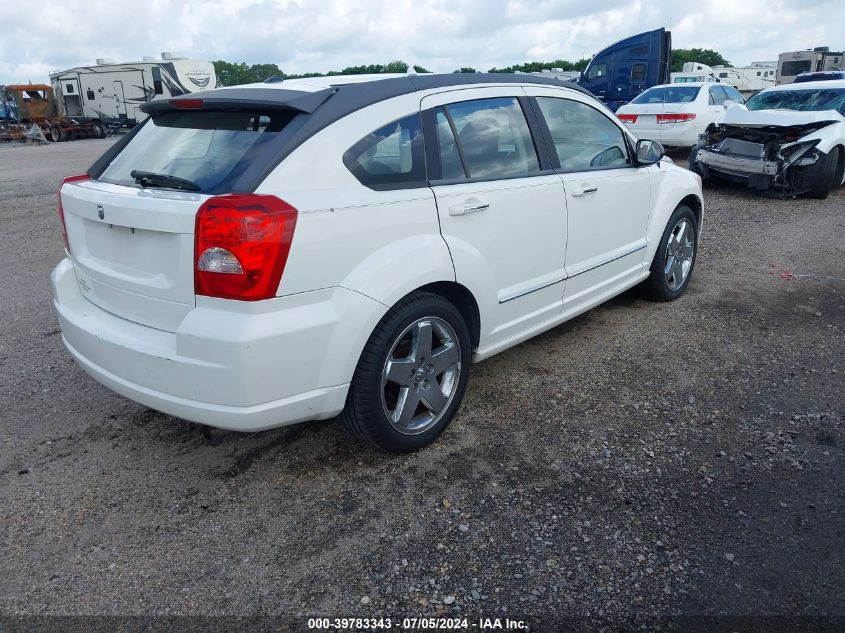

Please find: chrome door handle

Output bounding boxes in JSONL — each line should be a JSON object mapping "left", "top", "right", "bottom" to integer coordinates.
{"left": 572, "top": 186, "right": 598, "bottom": 197}
{"left": 449, "top": 201, "right": 489, "bottom": 216}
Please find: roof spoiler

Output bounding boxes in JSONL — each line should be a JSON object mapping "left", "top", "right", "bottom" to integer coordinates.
{"left": 140, "top": 87, "right": 336, "bottom": 115}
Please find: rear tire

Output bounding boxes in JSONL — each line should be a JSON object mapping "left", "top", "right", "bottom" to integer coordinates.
{"left": 48, "top": 125, "right": 62, "bottom": 142}
{"left": 643, "top": 205, "right": 699, "bottom": 302}
{"left": 342, "top": 291, "right": 471, "bottom": 453}
{"left": 793, "top": 147, "right": 840, "bottom": 199}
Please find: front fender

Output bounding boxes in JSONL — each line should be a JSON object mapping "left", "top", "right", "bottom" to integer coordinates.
{"left": 645, "top": 164, "right": 704, "bottom": 265}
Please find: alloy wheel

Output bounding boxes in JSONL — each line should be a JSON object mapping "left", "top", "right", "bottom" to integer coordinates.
{"left": 664, "top": 218, "right": 695, "bottom": 290}
{"left": 381, "top": 317, "right": 462, "bottom": 435}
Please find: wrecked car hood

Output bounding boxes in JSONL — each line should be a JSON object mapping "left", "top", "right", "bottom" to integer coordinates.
{"left": 721, "top": 105, "right": 843, "bottom": 128}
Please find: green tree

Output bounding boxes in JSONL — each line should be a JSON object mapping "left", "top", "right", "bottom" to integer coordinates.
{"left": 488, "top": 58, "right": 590, "bottom": 73}
{"left": 453, "top": 67, "right": 478, "bottom": 73}
{"left": 670, "top": 49, "right": 731, "bottom": 73}
{"left": 212, "top": 60, "right": 285, "bottom": 86}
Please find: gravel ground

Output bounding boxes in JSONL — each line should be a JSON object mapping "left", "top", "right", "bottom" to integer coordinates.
{"left": 0, "top": 139, "right": 843, "bottom": 631}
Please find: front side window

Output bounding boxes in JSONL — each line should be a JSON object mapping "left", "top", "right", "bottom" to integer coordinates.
{"left": 723, "top": 85, "right": 744, "bottom": 103}
{"left": 441, "top": 97, "right": 540, "bottom": 180}
{"left": 586, "top": 63, "right": 608, "bottom": 80}
{"left": 536, "top": 97, "right": 630, "bottom": 171}
{"left": 343, "top": 114, "right": 426, "bottom": 189}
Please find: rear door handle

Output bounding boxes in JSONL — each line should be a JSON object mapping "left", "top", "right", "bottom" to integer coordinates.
{"left": 572, "top": 186, "right": 598, "bottom": 197}
{"left": 449, "top": 200, "right": 489, "bottom": 216}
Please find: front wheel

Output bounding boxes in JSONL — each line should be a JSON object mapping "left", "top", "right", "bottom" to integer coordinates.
{"left": 342, "top": 291, "right": 471, "bottom": 453}
{"left": 643, "top": 205, "right": 699, "bottom": 301}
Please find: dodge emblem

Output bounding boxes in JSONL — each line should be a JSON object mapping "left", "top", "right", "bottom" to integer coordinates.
{"left": 97, "top": 204, "right": 105, "bottom": 220}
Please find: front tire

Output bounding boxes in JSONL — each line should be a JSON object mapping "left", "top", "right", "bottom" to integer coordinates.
{"left": 794, "top": 147, "right": 840, "bottom": 199}
{"left": 342, "top": 291, "right": 471, "bottom": 453}
{"left": 643, "top": 205, "right": 699, "bottom": 301}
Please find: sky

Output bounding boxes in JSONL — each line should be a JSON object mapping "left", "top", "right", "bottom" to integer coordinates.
{"left": 1, "top": 0, "right": 842, "bottom": 84}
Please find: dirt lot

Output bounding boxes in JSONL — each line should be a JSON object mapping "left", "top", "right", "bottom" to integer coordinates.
{"left": 0, "top": 139, "right": 843, "bottom": 631}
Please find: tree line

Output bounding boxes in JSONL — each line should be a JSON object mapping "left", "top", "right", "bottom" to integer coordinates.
{"left": 212, "top": 48, "right": 731, "bottom": 86}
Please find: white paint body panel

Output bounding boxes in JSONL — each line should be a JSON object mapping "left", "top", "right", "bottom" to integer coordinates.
{"left": 616, "top": 82, "right": 736, "bottom": 147}
{"left": 52, "top": 78, "right": 703, "bottom": 431}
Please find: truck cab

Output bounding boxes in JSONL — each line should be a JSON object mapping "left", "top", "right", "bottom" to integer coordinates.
{"left": 579, "top": 28, "right": 672, "bottom": 112}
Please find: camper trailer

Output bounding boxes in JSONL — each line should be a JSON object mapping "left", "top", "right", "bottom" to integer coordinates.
{"left": 776, "top": 47, "right": 843, "bottom": 85}
{"left": 49, "top": 54, "right": 215, "bottom": 127}
{"left": 671, "top": 62, "right": 717, "bottom": 83}
{"left": 711, "top": 63, "right": 776, "bottom": 93}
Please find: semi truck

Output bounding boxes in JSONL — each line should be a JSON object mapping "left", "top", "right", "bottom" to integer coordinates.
{"left": 579, "top": 28, "right": 672, "bottom": 112}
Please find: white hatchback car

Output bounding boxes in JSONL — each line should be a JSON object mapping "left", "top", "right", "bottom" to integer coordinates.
{"left": 616, "top": 82, "right": 745, "bottom": 147}
{"left": 52, "top": 73, "right": 703, "bottom": 452}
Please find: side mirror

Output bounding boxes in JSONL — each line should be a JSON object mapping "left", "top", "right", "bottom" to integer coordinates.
{"left": 636, "top": 139, "right": 664, "bottom": 166}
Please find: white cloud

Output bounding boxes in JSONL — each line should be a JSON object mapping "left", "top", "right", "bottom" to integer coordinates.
{"left": 0, "top": 0, "right": 842, "bottom": 83}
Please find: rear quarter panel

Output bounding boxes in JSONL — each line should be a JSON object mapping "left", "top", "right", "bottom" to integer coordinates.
{"left": 256, "top": 92, "right": 456, "bottom": 305}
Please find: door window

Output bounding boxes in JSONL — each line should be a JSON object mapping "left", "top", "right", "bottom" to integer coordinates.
{"left": 709, "top": 85, "right": 728, "bottom": 105}
{"left": 343, "top": 114, "right": 426, "bottom": 189}
{"left": 722, "top": 85, "right": 744, "bottom": 103}
{"left": 441, "top": 97, "right": 540, "bottom": 180}
{"left": 152, "top": 67, "right": 163, "bottom": 95}
{"left": 536, "top": 97, "right": 630, "bottom": 171}
{"left": 434, "top": 109, "right": 466, "bottom": 180}
{"left": 587, "top": 63, "right": 608, "bottom": 80}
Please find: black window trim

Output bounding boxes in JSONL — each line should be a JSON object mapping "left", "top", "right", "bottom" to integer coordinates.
{"left": 422, "top": 95, "right": 555, "bottom": 186}
{"left": 529, "top": 95, "right": 638, "bottom": 174}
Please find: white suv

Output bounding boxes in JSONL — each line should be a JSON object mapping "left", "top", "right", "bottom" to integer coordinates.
{"left": 52, "top": 73, "right": 703, "bottom": 452}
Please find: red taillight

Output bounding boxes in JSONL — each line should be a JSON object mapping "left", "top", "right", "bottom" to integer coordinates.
{"left": 656, "top": 113, "right": 696, "bottom": 124}
{"left": 617, "top": 114, "right": 638, "bottom": 124}
{"left": 58, "top": 173, "right": 90, "bottom": 253}
{"left": 170, "top": 98, "right": 204, "bottom": 109}
{"left": 194, "top": 194, "right": 298, "bottom": 301}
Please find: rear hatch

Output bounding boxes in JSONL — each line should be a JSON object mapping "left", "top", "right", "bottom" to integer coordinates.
{"left": 61, "top": 106, "right": 299, "bottom": 332}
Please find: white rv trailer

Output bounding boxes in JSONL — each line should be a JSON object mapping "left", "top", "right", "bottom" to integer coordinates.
{"left": 711, "top": 63, "right": 776, "bottom": 92}
{"left": 670, "top": 62, "right": 717, "bottom": 83}
{"left": 776, "top": 47, "right": 843, "bottom": 84}
{"left": 49, "top": 54, "right": 216, "bottom": 127}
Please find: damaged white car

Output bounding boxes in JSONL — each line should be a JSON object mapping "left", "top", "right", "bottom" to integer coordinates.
{"left": 690, "top": 80, "right": 845, "bottom": 198}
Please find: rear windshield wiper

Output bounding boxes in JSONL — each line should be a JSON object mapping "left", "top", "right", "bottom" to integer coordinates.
{"left": 130, "top": 170, "right": 200, "bottom": 191}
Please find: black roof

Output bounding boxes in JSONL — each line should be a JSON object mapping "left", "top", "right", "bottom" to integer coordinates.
{"left": 99, "top": 74, "right": 593, "bottom": 192}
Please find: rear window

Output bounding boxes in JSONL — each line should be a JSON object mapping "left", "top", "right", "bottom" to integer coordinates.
{"left": 99, "top": 110, "right": 295, "bottom": 194}
{"left": 630, "top": 86, "right": 701, "bottom": 104}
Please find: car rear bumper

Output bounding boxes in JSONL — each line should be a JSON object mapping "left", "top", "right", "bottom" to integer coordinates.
{"left": 52, "top": 258, "right": 384, "bottom": 431}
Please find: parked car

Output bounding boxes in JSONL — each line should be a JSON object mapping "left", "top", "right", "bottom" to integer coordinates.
{"left": 616, "top": 82, "right": 745, "bottom": 147}
{"left": 52, "top": 73, "right": 704, "bottom": 452}
{"left": 690, "top": 80, "right": 845, "bottom": 198}
{"left": 794, "top": 70, "right": 845, "bottom": 83}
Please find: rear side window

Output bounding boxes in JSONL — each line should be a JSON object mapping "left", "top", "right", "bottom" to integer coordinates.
{"left": 631, "top": 63, "right": 647, "bottom": 82}
{"left": 441, "top": 97, "right": 540, "bottom": 180}
{"left": 536, "top": 97, "right": 629, "bottom": 171}
{"left": 343, "top": 114, "right": 426, "bottom": 190}
{"left": 99, "top": 109, "right": 296, "bottom": 194}
{"left": 709, "top": 86, "right": 728, "bottom": 105}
